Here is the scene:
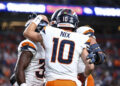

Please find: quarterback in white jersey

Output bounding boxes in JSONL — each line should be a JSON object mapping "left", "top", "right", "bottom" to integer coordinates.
{"left": 49, "top": 9, "right": 95, "bottom": 86}
{"left": 41, "top": 25, "right": 90, "bottom": 85}
{"left": 23, "top": 9, "right": 95, "bottom": 86}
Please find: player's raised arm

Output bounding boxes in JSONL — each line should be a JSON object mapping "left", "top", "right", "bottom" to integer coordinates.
{"left": 81, "top": 48, "right": 95, "bottom": 77}
{"left": 23, "top": 15, "right": 49, "bottom": 42}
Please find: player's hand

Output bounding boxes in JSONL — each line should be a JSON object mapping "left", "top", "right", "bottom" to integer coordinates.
{"left": 87, "top": 52, "right": 96, "bottom": 64}
{"left": 38, "top": 15, "right": 49, "bottom": 23}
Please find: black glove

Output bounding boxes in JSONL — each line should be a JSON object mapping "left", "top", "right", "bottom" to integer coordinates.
{"left": 10, "top": 73, "right": 16, "bottom": 85}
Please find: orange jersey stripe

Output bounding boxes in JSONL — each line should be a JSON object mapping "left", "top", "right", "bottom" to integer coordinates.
{"left": 46, "top": 80, "right": 77, "bottom": 86}
{"left": 83, "top": 29, "right": 94, "bottom": 34}
{"left": 85, "top": 39, "right": 91, "bottom": 45}
{"left": 22, "top": 41, "right": 36, "bottom": 49}
{"left": 43, "top": 26, "right": 47, "bottom": 30}
{"left": 86, "top": 74, "right": 94, "bottom": 86}
{"left": 86, "top": 39, "right": 91, "bottom": 43}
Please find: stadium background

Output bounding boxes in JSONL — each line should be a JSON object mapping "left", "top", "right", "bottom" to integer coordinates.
{"left": 0, "top": 0, "right": 120, "bottom": 86}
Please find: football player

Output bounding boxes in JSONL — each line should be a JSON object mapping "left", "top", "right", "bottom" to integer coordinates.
{"left": 76, "top": 26, "right": 106, "bottom": 86}
{"left": 23, "top": 9, "right": 95, "bottom": 86}
{"left": 76, "top": 26, "right": 95, "bottom": 86}
{"left": 50, "top": 9, "right": 106, "bottom": 86}
{"left": 10, "top": 13, "right": 47, "bottom": 86}
{"left": 50, "top": 9, "right": 105, "bottom": 65}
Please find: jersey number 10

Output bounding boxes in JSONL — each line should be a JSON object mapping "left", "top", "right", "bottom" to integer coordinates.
{"left": 51, "top": 38, "right": 75, "bottom": 64}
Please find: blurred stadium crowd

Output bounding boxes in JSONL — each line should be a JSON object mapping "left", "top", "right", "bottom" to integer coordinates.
{"left": 0, "top": 28, "right": 120, "bottom": 86}
{"left": 0, "top": 30, "right": 23, "bottom": 86}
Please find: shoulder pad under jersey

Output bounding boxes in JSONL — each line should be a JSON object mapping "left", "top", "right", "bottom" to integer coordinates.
{"left": 18, "top": 39, "right": 37, "bottom": 56}
{"left": 76, "top": 26, "right": 95, "bottom": 37}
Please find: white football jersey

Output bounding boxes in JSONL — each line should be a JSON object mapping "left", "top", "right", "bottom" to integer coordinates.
{"left": 76, "top": 26, "right": 95, "bottom": 38}
{"left": 14, "top": 39, "right": 45, "bottom": 86}
{"left": 76, "top": 26, "right": 96, "bottom": 86}
{"left": 76, "top": 26, "right": 95, "bottom": 74}
{"left": 40, "top": 26, "right": 89, "bottom": 86}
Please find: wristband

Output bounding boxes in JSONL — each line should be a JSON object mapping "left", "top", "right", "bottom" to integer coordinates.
{"left": 32, "top": 15, "right": 42, "bottom": 26}
{"left": 20, "top": 83, "right": 27, "bottom": 86}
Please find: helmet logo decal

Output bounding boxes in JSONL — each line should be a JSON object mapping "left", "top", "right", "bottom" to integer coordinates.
{"left": 64, "top": 12, "right": 67, "bottom": 14}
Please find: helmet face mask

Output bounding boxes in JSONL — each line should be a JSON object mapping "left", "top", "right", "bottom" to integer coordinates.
{"left": 56, "top": 9, "right": 79, "bottom": 31}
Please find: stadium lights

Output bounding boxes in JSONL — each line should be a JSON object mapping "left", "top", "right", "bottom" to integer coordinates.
{"left": 83, "top": 7, "right": 93, "bottom": 15}
{"left": 94, "top": 7, "right": 120, "bottom": 17}
{"left": 0, "top": 3, "right": 6, "bottom": 10}
{"left": 7, "top": 2, "right": 45, "bottom": 13}
{"left": 46, "top": 5, "right": 83, "bottom": 15}
{"left": 1, "top": 2, "right": 120, "bottom": 17}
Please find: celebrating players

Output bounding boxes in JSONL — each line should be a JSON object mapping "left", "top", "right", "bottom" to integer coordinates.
{"left": 23, "top": 9, "right": 95, "bottom": 86}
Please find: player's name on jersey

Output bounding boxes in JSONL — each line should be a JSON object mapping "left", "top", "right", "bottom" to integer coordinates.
{"left": 60, "top": 31, "right": 70, "bottom": 38}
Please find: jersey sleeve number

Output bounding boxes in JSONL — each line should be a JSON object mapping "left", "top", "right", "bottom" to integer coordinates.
{"left": 35, "top": 59, "right": 45, "bottom": 79}
{"left": 51, "top": 38, "right": 75, "bottom": 64}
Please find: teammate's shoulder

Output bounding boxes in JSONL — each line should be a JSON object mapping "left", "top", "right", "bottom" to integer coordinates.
{"left": 76, "top": 26, "right": 94, "bottom": 34}
{"left": 75, "top": 32, "right": 89, "bottom": 41}
{"left": 18, "top": 39, "right": 37, "bottom": 51}
{"left": 75, "top": 32, "right": 87, "bottom": 37}
{"left": 19, "top": 39, "right": 36, "bottom": 46}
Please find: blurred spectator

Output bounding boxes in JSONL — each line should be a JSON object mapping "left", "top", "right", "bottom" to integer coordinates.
{"left": 0, "top": 30, "right": 24, "bottom": 86}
